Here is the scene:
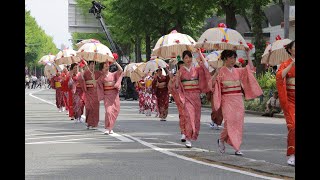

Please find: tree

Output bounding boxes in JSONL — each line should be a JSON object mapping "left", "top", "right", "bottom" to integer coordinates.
{"left": 25, "top": 10, "right": 58, "bottom": 75}
{"left": 250, "top": 0, "right": 271, "bottom": 75}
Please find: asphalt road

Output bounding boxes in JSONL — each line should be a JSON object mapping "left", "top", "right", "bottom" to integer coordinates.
{"left": 25, "top": 89, "right": 295, "bottom": 180}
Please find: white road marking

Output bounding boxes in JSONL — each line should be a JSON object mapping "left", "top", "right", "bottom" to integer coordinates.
{"left": 123, "top": 134, "right": 284, "bottom": 180}
{"left": 28, "top": 89, "right": 56, "bottom": 106}
{"left": 107, "top": 132, "right": 134, "bottom": 142}
{"left": 28, "top": 91, "right": 134, "bottom": 143}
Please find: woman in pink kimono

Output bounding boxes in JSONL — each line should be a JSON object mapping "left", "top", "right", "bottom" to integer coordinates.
{"left": 168, "top": 61, "right": 187, "bottom": 142}
{"left": 211, "top": 50, "right": 262, "bottom": 155}
{"left": 97, "top": 61, "right": 123, "bottom": 134}
{"left": 169, "top": 50, "right": 211, "bottom": 148}
{"left": 81, "top": 61, "right": 103, "bottom": 129}
{"left": 69, "top": 63, "right": 85, "bottom": 123}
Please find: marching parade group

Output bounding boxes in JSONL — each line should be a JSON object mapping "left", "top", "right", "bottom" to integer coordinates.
{"left": 38, "top": 24, "right": 295, "bottom": 166}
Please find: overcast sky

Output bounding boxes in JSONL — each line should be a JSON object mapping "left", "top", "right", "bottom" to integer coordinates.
{"left": 25, "top": 0, "right": 72, "bottom": 49}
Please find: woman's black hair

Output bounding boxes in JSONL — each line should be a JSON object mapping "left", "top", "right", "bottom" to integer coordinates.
{"left": 285, "top": 40, "right": 295, "bottom": 55}
{"left": 70, "top": 63, "right": 78, "bottom": 70}
{"left": 88, "top": 61, "right": 95, "bottom": 65}
{"left": 156, "top": 68, "right": 162, "bottom": 72}
{"left": 177, "top": 61, "right": 184, "bottom": 70}
{"left": 182, "top": 50, "right": 193, "bottom": 59}
{"left": 220, "top": 50, "right": 237, "bottom": 61}
{"left": 99, "top": 62, "right": 104, "bottom": 71}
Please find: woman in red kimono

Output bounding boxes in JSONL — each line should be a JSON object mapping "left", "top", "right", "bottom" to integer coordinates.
{"left": 61, "top": 67, "right": 74, "bottom": 120}
{"left": 211, "top": 50, "right": 262, "bottom": 156}
{"left": 81, "top": 61, "right": 103, "bottom": 129}
{"left": 69, "top": 63, "right": 85, "bottom": 123}
{"left": 169, "top": 49, "right": 211, "bottom": 148}
{"left": 276, "top": 40, "right": 295, "bottom": 166}
{"left": 97, "top": 61, "right": 123, "bottom": 134}
{"left": 152, "top": 67, "right": 170, "bottom": 121}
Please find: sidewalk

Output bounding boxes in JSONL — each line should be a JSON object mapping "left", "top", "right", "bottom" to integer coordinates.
{"left": 202, "top": 104, "right": 285, "bottom": 118}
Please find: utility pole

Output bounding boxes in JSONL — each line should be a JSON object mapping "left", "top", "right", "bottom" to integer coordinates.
{"left": 283, "top": 0, "right": 290, "bottom": 38}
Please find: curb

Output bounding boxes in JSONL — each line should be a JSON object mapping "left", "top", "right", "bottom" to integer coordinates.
{"left": 202, "top": 105, "right": 285, "bottom": 118}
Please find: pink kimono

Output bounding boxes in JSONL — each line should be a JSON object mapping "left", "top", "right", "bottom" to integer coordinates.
{"left": 169, "top": 63, "right": 211, "bottom": 140}
{"left": 168, "top": 76, "right": 185, "bottom": 134}
{"left": 82, "top": 70, "right": 102, "bottom": 128}
{"left": 211, "top": 65, "right": 262, "bottom": 151}
{"left": 97, "top": 71, "right": 123, "bottom": 131}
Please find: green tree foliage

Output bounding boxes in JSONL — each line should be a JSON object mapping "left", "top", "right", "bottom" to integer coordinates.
{"left": 74, "top": 0, "right": 215, "bottom": 62}
{"left": 25, "top": 10, "right": 58, "bottom": 68}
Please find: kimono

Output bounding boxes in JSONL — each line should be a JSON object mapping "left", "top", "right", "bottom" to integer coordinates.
{"left": 61, "top": 71, "right": 74, "bottom": 118}
{"left": 144, "top": 75, "right": 154, "bottom": 116}
{"left": 152, "top": 75, "right": 170, "bottom": 119}
{"left": 168, "top": 75, "right": 185, "bottom": 134}
{"left": 51, "top": 75, "right": 64, "bottom": 109}
{"left": 69, "top": 72, "right": 85, "bottom": 120}
{"left": 136, "top": 79, "right": 145, "bottom": 113}
{"left": 276, "top": 58, "right": 295, "bottom": 156}
{"left": 211, "top": 65, "right": 262, "bottom": 151}
{"left": 169, "top": 63, "right": 211, "bottom": 140}
{"left": 97, "top": 70, "right": 123, "bottom": 131}
{"left": 81, "top": 70, "right": 103, "bottom": 128}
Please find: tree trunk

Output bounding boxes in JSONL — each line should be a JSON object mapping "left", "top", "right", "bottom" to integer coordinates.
{"left": 221, "top": 2, "right": 237, "bottom": 29}
{"left": 251, "top": 1, "right": 266, "bottom": 75}
{"left": 175, "top": 18, "right": 183, "bottom": 33}
{"left": 135, "top": 36, "right": 142, "bottom": 62}
{"left": 145, "top": 34, "right": 151, "bottom": 61}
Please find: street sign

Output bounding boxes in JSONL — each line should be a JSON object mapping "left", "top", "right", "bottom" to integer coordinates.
{"left": 68, "top": 0, "right": 104, "bottom": 33}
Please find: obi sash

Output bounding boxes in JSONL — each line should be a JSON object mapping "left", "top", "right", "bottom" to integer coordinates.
{"left": 221, "top": 80, "right": 242, "bottom": 95}
{"left": 157, "top": 82, "right": 167, "bottom": 88}
{"left": 145, "top": 79, "right": 153, "bottom": 88}
{"left": 181, "top": 78, "right": 199, "bottom": 90}
{"left": 55, "top": 82, "right": 61, "bottom": 88}
{"left": 104, "top": 81, "right": 116, "bottom": 90}
{"left": 286, "top": 77, "right": 295, "bottom": 92}
{"left": 85, "top": 80, "right": 96, "bottom": 88}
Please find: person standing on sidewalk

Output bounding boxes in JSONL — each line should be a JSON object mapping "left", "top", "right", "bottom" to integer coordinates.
{"left": 97, "top": 60, "right": 123, "bottom": 135}
{"left": 152, "top": 67, "right": 170, "bottom": 121}
{"left": 69, "top": 63, "right": 85, "bottom": 123}
{"left": 81, "top": 61, "right": 103, "bottom": 129}
{"left": 211, "top": 49, "right": 262, "bottom": 156}
{"left": 276, "top": 40, "right": 295, "bottom": 166}
{"left": 169, "top": 49, "right": 211, "bottom": 148}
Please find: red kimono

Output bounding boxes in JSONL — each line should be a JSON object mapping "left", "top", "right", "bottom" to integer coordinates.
{"left": 51, "top": 75, "right": 64, "bottom": 109}
{"left": 276, "top": 58, "right": 295, "bottom": 156}
{"left": 61, "top": 72, "right": 74, "bottom": 118}
{"left": 152, "top": 75, "right": 170, "bottom": 119}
